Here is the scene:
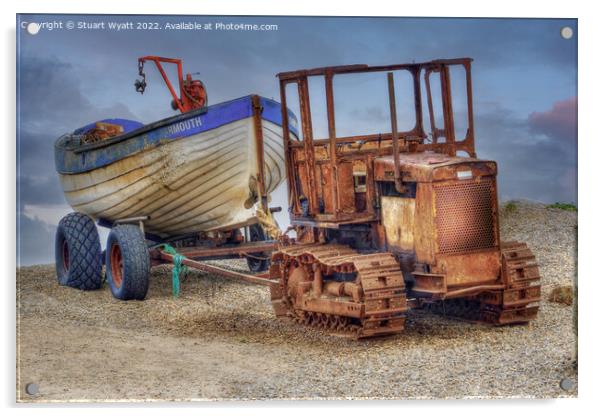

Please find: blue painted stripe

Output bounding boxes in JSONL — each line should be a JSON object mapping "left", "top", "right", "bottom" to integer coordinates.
{"left": 55, "top": 95, "right": 298, "bottom": 174}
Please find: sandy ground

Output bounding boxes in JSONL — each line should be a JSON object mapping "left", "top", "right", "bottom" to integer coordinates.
{"left": 16, "top": 201, "right": 577, "bottom": 402}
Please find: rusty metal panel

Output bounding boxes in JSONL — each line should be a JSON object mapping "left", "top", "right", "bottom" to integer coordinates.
{"left": 381, "top": 196, "right": 415, "bottom": 251}
{"left": 296, "top": 161, "right": 310, "bottom": 204}
{"left": 437, "top": 250, "right": 500, "bottom": 287}
{"left": 412, "top": 272, "right": 447, "bottom": 295}
{"left": 338, "top": 162, "right": 355, "bottom": 213}
{"left": 314, "top": 163, "right": 324, "bottom": 210}
{"left": 434, "top": 178, "right": 497, "bottom": 254}
{"left": 374, "top": 153, "right": 497, "bottom": 183}
{"left": 320, "top": 163, "right": 334, "bottom": 213}
{"left": 413, "top": 183, "right": 436, "bottom": 263}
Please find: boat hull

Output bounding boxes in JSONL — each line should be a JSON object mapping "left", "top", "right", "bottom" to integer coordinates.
{"left": 55, "top": 95, "right": 297, "bottom": 238}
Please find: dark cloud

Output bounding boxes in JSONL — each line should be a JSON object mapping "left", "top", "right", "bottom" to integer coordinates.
{"left": 17, "top": 174, "right": 66, "bottom": 205}
{"left": 17, "top": 56, "right": 139, "bottom": 208}
{"left": 16, "top": 16, "right": 577, "bottom": 265}
{"left": 477, "top": 99, "right": 577, "bottom": 204}
{"left": 17, "top": 207, "right": 57, "bottom": 267}
{"left": 528, "top": 97, "right": 577, "bottom": 143}
{"left": 18, "top": 57, "right": 139, "bottom": 130}
{"left": 19, "top": 57, "right": 88, "bottom": 126}
{"left": 368, "top": 18, "right": 576, "bottom": 70}
{"left": 17, "top": 129, "right": 53, "bottom": 176}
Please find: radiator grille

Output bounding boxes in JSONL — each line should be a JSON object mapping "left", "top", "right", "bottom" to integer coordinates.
{"left": 434, "top": 178, "right": 497, "bottom": 254}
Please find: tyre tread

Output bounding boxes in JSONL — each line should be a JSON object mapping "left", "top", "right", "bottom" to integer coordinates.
{"left": 106, "top": 225, "right": 150, "bottom": 300}
{"left": 55, "top": 212, "right": 103, "bottom": 290}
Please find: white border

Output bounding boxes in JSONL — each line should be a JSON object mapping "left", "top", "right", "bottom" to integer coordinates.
{"left": 3, "top": 0, "right": 599, "bottom": 414}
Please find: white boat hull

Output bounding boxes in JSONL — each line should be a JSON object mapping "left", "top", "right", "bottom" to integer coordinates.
{"left": 59, "top": 118, "right": 287, "bottom": 237}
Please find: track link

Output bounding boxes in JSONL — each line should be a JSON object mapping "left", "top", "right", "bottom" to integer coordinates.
{"left": 427, "top": 241, "right": 541, "bottom": 325}
{"left": 481, "top": 241, "right": 542, "bottom": 324}
{"left": 270, "top": 244, "right": 408, "bottom": 338}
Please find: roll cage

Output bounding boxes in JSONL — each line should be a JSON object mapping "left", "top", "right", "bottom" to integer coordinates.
{"left": 277, "top": 57, "right": 476, "bottom": 221}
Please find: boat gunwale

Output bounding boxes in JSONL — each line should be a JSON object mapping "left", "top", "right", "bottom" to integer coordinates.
{"left": 70, "top": 106, "right": 209, "bottom": 154}
{"left": 55, "top": 95, "right": 298, "bottom": 175}
{"left": 57, "top": 94, "right": 298, "bottom": 154}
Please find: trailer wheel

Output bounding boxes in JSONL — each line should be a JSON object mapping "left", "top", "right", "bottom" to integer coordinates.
{"left": 55, "top": 212, "right": 103, "bottom": 290}
{"left": 105, "top": 224, "right": 150, "bottom": 300}
{"left": 246, "top": 224, "right": 270, "bottom": 273}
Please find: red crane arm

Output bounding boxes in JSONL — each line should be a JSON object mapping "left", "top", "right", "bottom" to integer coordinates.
{"left": 135, "top": 56, "right": 207, "bottom": 113}
{"left": 137, "top": 56, "right": 186, "bottom": 113}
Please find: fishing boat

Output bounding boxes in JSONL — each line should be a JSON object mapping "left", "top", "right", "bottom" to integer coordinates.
{"left": 54, "top": 94, "right": 299, "bottom": 238}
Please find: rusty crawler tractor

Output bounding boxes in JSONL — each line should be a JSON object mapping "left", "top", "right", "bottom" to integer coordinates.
{"left": 269, "top": 58, "right": 542, "bottom": 338}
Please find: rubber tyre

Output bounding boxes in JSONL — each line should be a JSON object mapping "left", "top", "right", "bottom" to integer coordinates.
{"left": 55, "top": 212, "right": 103, "bottom": 290}
{"left": 246, "top": 224, "right": 270, "bottom": 273}
{"left": 105, "top": 224, "right": 150, "bottom": 300}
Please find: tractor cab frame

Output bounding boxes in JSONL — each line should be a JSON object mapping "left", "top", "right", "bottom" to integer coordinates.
{"left": 277, "top": 58, "right": 477, "bottom": 229}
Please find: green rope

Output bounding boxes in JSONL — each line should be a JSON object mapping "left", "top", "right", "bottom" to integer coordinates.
{"left": 158, "top": 244, "right": 187, "bottom": 298}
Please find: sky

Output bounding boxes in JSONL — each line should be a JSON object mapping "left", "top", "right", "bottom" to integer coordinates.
{"left": 16, "top": 15, "right": 577, "bottom": 265}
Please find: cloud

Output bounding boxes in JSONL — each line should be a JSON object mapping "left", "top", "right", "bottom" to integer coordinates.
{"left": 18, "top": 56, "right": 139, "bottom": 130}
{"left": 476, "top": 98, "right": 577, "bottom": 204}
{"left": 17, "top": 56, "right": 139, "bottom": 207}
{"left": 17, "top": 206, "right": 57, "bottom": 267}
{"left": 528, "top": 96, "right": 577, "bottom": 143}
{"left": 16, "top": 16, "right": 577, "bottom": 264}
{"left": 18, "top": 175, "right": 66, "bottom": 205}
{"left": 372, "top": 18, "right": 576, "bottom": 71}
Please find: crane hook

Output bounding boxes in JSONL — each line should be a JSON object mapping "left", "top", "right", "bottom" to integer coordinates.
{"left": 134, "top": 60, "right": 147, "bottom": 94}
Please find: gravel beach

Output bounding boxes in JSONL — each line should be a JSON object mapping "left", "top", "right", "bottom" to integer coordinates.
{"left": 16, "top": 201, "right": 577, "bottom": 401}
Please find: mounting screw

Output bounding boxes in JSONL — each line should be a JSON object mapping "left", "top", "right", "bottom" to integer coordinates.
{"left": 560, "top": 378, "right": 574, "bottom": 391}
{"left": 560, "top": 26, "right": 574, "bottom": 40}
{"left": 26, "top": 22, "right": 40, "bottom": 35}
{"left": 25, "top": 382, "right": 39, "bottom": 396}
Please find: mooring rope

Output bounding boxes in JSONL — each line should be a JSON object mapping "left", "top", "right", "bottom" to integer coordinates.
{"left": 158, "top": 244, "right": 187, "bottom": 298}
